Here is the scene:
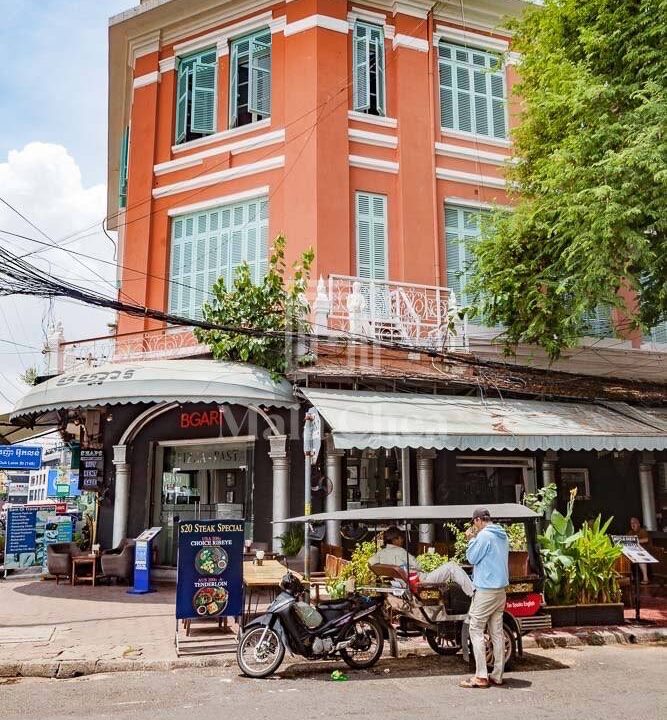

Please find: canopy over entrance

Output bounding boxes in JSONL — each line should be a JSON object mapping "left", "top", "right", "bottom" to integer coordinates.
{"left": 11, "top": 359, "right": 298, "bottom": 421}
{"left": 284, "top": 503, "right": 539, "bottom": 524}
{"left": 301, "top": 388, "right": 667, "bottom": 452}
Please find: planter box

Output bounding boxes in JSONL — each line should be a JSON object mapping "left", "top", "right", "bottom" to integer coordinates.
{"left": 546, "top": 603, "right": 625, "bottom": 627}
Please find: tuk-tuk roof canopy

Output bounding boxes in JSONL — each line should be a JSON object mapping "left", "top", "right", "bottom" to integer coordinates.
{"left": 283, "top": 503, "right": 539, "bottom": 524}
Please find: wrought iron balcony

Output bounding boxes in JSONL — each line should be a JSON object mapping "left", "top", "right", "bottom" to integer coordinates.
{"left": 316, "top": 274, "right": 467, "bottom": 350}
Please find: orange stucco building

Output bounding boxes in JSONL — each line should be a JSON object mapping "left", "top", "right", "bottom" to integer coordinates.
{"left": 108, "top": 0, "right": 530, "bottom": 342}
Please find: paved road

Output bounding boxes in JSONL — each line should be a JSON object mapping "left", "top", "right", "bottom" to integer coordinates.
{"left": 1, "top": 645, "right": 663, "bottom": 720}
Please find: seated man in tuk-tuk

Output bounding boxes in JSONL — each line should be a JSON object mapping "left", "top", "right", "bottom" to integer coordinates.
{"left": 369, "top": 526, "right": 474, "bottom": 596}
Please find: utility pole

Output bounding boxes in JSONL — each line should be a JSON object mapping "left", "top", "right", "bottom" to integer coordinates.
{"left": 302, "top": 407, "right": 321, "bottom": 590}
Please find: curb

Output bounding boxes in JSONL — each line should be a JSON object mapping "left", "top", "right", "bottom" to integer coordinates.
{"left": 0, "top": 655, "right": 234, "bottom": 680}
{"left": 524, "top": 625, "right": 667, "bottom": 649}
{"left": 1, "top": 626, "right": 665, "bottom": 679}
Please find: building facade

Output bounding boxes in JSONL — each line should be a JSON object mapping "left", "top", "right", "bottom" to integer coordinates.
{"left": 8, "top": 0, "right": 666, "bottom": 566}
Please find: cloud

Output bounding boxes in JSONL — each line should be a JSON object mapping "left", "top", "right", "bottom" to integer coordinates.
{"left": 0, "top": 142, "right": 115, "bottom": 412}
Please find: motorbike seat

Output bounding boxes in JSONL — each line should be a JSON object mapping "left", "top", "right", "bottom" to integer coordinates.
{"left": 317, "top": 599, "right": 353, "bottom": 611}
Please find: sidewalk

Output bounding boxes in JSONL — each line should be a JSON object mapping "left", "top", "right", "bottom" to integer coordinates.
{"left": 0, "top": 577, "right": 665, "bottom": 679}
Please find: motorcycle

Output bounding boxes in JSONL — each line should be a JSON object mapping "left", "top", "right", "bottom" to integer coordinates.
{"left": 237, "top": 573, "right": 387, "bottom": 678}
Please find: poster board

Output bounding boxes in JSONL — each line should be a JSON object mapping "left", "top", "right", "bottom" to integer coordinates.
{"left": 611, "top": 535, "right": 659, "bottom": 564}
{"left": 4, "top": 505, "right": 73, "bottom": 571}
{"left": 175, "top": 520, "right": 244, "bottom": 620}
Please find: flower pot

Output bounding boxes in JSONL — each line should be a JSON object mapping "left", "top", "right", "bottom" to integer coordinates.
{"left": 575, "top": 603, "right": 624, "bottom": 626}
{"left": 545, "top": 603, "right": 625, "bottom": 628}
{"left": 545, "top": 604, "right": 578, "bottom": 628}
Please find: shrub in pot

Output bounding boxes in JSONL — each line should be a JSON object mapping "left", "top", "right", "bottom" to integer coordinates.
{"left": 539, "top": 488, "right": 623, "bottom": 626}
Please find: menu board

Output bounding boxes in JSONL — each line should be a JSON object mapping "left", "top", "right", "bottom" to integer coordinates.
{"left": 175, "top": 520, "right": 244, "bottom": 620}
{"left": 79, "top": 449, "right": 104, "bottom": 492}
{"left": 611, "top": 535, "right": 659, "bottom": 564}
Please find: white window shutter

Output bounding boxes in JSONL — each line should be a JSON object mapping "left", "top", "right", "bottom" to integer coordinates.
{"left": 175, "top": 65, "right": 189, "bottom": 143}
{"left": 372, "top": 28, "right": 386, "bottom": 116}
{"left": 356, "top": 192, "right": 372, "bottom": 278}
{"left": 439, "top": 42, "right": 507, "bottom": 139}
{"left": 169, "top": 198, "right": 269, "bottom": 318}
{"left": 191, "top": 61, "right": 216, "bottom": 134}
{"left": 249, "top": 32, "right": 271, "bottom": 116}
{"left": 353, "top": 25, "right": 370, "bottom": 111}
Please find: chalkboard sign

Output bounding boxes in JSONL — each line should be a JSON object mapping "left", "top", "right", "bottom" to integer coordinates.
{"left": 175, "top": 520, "right": 244, "bottom": 620}
{"left": 79, "top": 449, "right": 104, "bottom": 492}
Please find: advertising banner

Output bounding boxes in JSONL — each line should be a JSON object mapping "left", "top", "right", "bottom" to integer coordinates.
{"left": 0, "top": 446, "right": 42, "bottom": 470}
{"left": 4, "top": 505, "right": 72, "bottom": 571}
{"left": 175, "top": 520, "right": 244, "bottom": 620}
{"left": 79, "top": 449, "right": 104, "bottom": 492}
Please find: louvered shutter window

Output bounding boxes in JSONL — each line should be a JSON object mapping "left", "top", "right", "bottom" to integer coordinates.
{"left": 249, "top": 31, "right": 271, "bottom": 116}
{"left": 175, "top": 48, "right": 217, "bottom": 144}
{"left": 168, "top": 197, "right": 269, "bottom": 319}
{"left": 191, "top": 62, "right": 216, "bottom": 133}
{"left": 356, "top": 192, "right": 389, "bottom": 317}
{"left": 353, "top": 22, "right": 385, "bottom": 116}
{"left": 438, "top": 41, "right": 507, "bottom": 139}
{"left": 644, "top": 321, "right": 667, "bottom": 345}
{"left": 582, "top": 305, "right": 614, "bottom": 338}
{"left": 445, "top": 205, "right": 488, "bottom": 323}
{"left": 230, "top": 30, "right": 271, "bottom": 128}
{"left": 118, "top": 126, "right": 129, "bottom": 209}
{"left": 353, "top": 25, "right": 370, "bottom": 111}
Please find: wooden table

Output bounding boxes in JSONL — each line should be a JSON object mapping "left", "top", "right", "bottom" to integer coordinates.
{"left": 242, "top": 560, "right": 301, "bottom": 626}
{"left": 72, "top": 555, "right": 98, "bottom": 586}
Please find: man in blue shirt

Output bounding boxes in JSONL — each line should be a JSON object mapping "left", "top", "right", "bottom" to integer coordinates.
{"left": 459, "top": 507, "right": 509, "bottom": 689}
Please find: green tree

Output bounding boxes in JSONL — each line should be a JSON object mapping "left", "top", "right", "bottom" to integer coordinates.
{"left": 194, "top": 235, "right": 314, "bottom": 380}
{"left": 467, "top": 0, "right": 667, "bottom": 357}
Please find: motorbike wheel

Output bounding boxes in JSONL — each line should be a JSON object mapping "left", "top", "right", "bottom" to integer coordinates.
{"left": 424, "top": 630, "right": 460, "bottom": 656}
{"left": 340, "top": 617, "right": 385, "bottom": 669}
{"left": 237, "top": 626, "right": 285, "bottom": 678}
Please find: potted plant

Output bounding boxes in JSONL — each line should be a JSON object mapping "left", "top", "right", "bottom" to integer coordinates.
{"left": 277, "top": 524, "right": 319, "bottom": 574}
{"left": 540, "top": 489, "right": 623, "bottom": 626}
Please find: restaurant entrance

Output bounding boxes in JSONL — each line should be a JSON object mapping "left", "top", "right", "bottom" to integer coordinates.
{"left": 151, "top": 437, "right": 255, "bottom": 565}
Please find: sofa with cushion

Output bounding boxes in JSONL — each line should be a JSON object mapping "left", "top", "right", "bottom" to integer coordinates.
{"left": 47, "top": 542, "right": 83, "bottom": 584}
{"left": 100, "top": 538, "right": 136, "bottom": 584}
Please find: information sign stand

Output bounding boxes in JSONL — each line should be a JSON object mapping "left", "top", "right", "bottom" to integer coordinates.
{"left": 611, "top": 535, "right": 659, "bottom": 623}
{"left": 174, "top": 519, "right": 244, "bottom": 656}
{"left": 128, "top": 527, "right": 162, "bottom": 594}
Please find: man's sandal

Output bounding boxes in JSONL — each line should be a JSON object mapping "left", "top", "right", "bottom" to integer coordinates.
{"left": 489, "top": 679, "right": 504, "bottom": 687}
{"left": 459, "top": 677, "right": 489, "bottom": 688}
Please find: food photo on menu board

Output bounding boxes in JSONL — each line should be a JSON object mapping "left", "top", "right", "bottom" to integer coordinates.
{"left": 175, "top": 520, "right": 244, "bottom": 620}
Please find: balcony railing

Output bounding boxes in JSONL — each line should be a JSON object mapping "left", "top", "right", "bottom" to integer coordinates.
{"left": 60, "top": 326, "right": 207, "bottom": 370}
{"left": 320, "top": 275, "right": 466, "bottom": 350}
{"left": 53, "top": 275, "right": 466, "bottom": 371}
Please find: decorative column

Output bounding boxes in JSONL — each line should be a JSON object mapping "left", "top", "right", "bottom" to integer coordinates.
{"left": 639, "top": 452, "right": 657, "bottom": 531}
{"left": 112, "top": 445, "right": 130, "bottom": 546}
{"left": 44, "top": 321, "right": 65, "bottom": 375}
{"left": 269, "top": 435, "right": 289, "bottom": 552}
{"left": 417, "top": 448, "right": 436, "bottom": 544}
{"left": 325, "top": 435, "right": 344, "bottom": 545}
{"left": 313, "top": 277, "right": 331, "bottom": 336}
{"left": 400, "top": 448, "right": 411, "bottom": 506}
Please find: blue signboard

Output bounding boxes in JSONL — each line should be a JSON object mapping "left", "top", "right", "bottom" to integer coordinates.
{"left": 46, "top": 468, "right": 59, "bottom": 498}
{"left": 6, "top": 507, "right": 38, "bottom": 554}
{"left": 128, "top": 527, "right": 162, "bottom": 595}
{"left": 175, "top": 520, "right": 244, "bottom": 620}
{"left": 0, "top": 446, "right": 42, "bottom": 470}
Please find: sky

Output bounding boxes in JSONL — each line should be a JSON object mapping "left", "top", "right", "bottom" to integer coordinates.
{"left": 0, "top": 0, "right": 135, "bottom": 412}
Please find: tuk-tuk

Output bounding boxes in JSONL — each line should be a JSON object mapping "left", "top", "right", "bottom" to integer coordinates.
{"left": 285, "top": 503, "right": 551, "bottom": 669}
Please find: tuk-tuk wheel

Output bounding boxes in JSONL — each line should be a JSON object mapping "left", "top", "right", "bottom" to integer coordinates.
{"left": 467, "top": 624, "right": 516, "bottom": 672}
{"left": 424, "top": 630, "right": 460, "bottom": 656}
